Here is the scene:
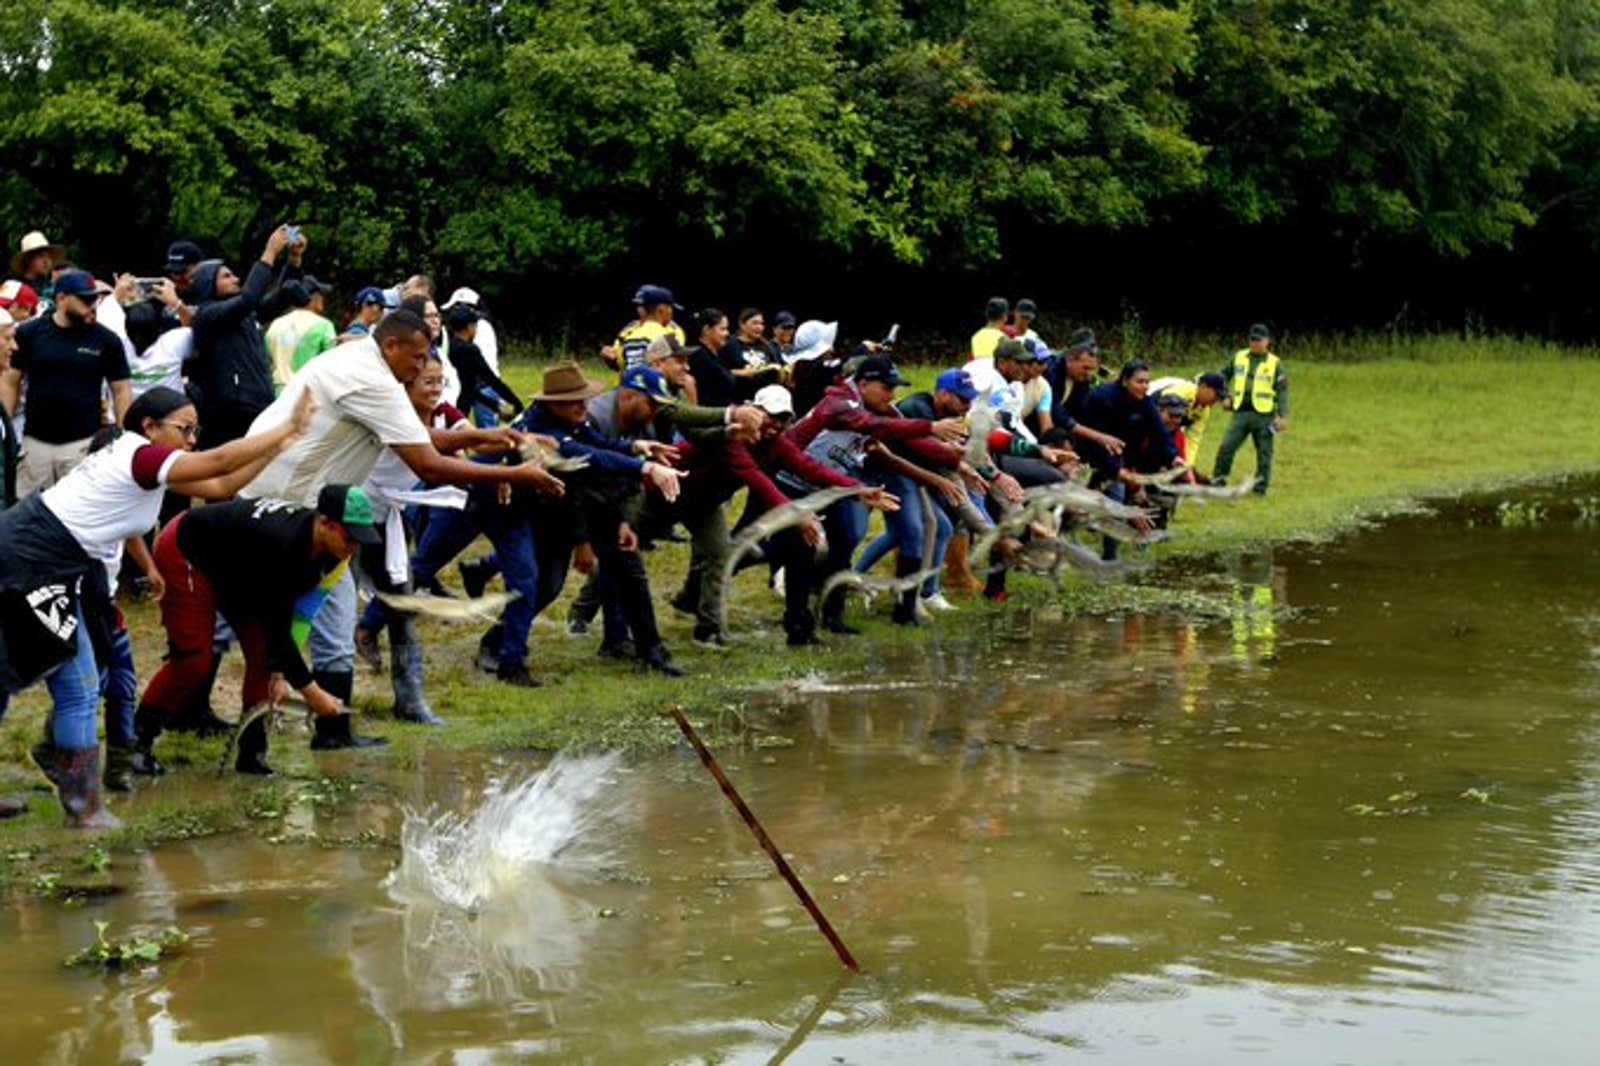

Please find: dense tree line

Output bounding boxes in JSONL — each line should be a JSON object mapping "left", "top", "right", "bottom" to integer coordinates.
{"left": 6, "top": 0, "right": 1600, "bottom": 340}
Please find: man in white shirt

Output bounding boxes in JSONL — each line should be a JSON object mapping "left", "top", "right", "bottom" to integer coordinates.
{"left": 238, "top": 308, "right": 563, "bottom": 749}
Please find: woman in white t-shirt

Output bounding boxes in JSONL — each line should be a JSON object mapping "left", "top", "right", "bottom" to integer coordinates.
{"left": 0, "top": 386, "right": 311, "bottom": 828}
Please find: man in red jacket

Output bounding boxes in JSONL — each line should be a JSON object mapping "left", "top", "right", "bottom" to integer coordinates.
{"left": 786, "top": 356, "right": 967, "bottom": 628}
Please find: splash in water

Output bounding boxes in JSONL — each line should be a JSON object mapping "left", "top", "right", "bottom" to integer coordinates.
{"left": 385, "top": 752, "right": 633, "bottom": 910}
{"left": 373, "top": 753, "right": 637, "bottom": 1008}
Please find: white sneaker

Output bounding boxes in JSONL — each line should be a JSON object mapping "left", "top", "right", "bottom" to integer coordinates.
{"left": 920, "top": 592, "right": 958, "bottom": 613}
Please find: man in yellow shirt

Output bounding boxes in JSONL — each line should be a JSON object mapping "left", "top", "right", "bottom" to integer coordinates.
{"left": 609, "top": 284, "right": 686, "bottom": 373}
{"left": 969, "top": 296, "right": 1010, "bottom": 359}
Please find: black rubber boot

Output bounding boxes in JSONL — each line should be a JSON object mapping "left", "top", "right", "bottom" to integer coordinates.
{"left": 310, "top": 713, "right": 389, "bottom": 751}
{"left": 131, "top": 704, "right": 166, "bottom": 776}
{"left": 820, "top": 585, "right": 860, "bottom": 636}
{"left": 103, "top": 745, "right": 136, "bottom": 793}
{"left": 891, "top": 556, "right": 923, "bottom": 627}
{"left": 234, "top": 716, "right": 275, "bottom": 776}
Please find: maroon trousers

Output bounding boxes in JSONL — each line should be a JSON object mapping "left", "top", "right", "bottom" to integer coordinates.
{"left": 140, "top": 512, "right": 274, "bottom": 718}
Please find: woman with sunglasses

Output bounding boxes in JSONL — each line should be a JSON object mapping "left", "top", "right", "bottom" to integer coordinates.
{"left": 0, "top": 385, "right": 311, "bottom": 827}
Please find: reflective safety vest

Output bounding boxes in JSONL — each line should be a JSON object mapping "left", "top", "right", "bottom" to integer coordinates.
{"left": 1230, "top": 350, "right": 1280, "bottom": 414}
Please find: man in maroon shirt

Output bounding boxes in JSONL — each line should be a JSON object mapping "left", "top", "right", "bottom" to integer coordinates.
{"left": 654, "top": 384, "right": 896, "bottom": 646}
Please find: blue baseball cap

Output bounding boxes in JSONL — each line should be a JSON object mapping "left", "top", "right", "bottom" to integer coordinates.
{"left": 935, "top": 368, "right": 979, "bottom": 402}
{"left": 620, "top": 365, "right": 677, "bottom": 405}
{"left": 53, "top": 269, "right": 101, "bottom": 300}
{"left": 353, "top": 285, "right": 389, "bottom": 308}
{"left": 635, "top": 284, "right": 681, "bottom": 311}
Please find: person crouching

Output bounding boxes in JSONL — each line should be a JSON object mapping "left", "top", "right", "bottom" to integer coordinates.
{"left": 136, "top": 485, "right": 386, "bottom": 776}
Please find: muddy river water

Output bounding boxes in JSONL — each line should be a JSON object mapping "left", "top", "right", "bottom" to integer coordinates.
{"left": 4, "top": 483, "right": 1600, "bottom": 1064}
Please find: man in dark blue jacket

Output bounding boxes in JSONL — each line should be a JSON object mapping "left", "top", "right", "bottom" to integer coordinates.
{"left": 186, "top": 225, "right": 300, "bottom": 446}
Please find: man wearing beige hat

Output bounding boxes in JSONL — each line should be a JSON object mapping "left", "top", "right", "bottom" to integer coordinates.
{"left": 10, "top": 231, "right": 65, "bottom": 305}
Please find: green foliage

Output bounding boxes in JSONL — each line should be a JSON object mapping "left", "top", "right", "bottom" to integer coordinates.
{"left": 3, "top": 0, "right": 1600, "bottom": 299}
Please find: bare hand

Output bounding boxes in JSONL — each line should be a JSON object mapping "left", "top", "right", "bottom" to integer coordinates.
{"left": 269, "top": 675, "right": 292, "bottom": 707}
{"left": 573, "top": 541, "right": 596, "bottom": 575}
{"left": 862, "top": 487, "right": 900, "bottom": 513}
{"left": 113, "top": 273, "right": 139, "bottom": 303}
{"left": 637, "top": 440, "right": 680, "bottom": 465}
{"left": 600, "top": 344, "right": 621, "bottom": 370}
{"left": 991, "top": 472, "right": 1025, "bottom": 505}
{"left": 729, "top": 405, "right": 764, "bottom": 436}
{"left": 930, "top": 417, "right": 966, "bottom": 443}
{"left": 511, "top": 463, "right": 565, "bottom": 497}
{"left": 265, "top": 224, "right": 292, "bottom": 259}
{"left": 144, "top": 569, "right": 166, "bottom": 603}
{"left": 800, "top": 515, "right": 825, "bottom": 549}
{"left": 1272, "top": 416, "right": 1287, "bottom": 434}
{"left": 304, "top": 682, "right": 342, "bottom": 718}
{"left": 642, "top": 461, "right": 685, "bottom": 503}
{"left": 934, "top": 476, "right": 966, "bottom": 508}
{"left": 1041, "top": 445, "right": 1077, "bottom": 468}
{"left": 618, "top": 523, "right": 639, "bottom": 553}
{"left": 1096, "top": 430, "right": 1126, "bottom": 457}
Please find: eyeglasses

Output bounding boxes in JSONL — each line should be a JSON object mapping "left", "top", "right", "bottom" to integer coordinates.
{"left": 160, "top": 420, "right": 201, "bottom": 441}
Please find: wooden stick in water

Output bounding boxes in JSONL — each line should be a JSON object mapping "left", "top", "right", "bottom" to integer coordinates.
{"left": 668, "top": 707, "right": 862, "bottom": 973}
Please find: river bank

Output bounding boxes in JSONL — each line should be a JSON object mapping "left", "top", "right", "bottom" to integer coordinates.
{"left": 3, "top": 345, "right": 1600, "bottom": 887}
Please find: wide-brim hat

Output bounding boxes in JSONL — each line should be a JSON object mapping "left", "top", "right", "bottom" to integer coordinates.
{"left": 11, "top": 231, "right": 65, "bottom": 276}
{"left": 534, "top": 361, "right": 606, "bottom": 402}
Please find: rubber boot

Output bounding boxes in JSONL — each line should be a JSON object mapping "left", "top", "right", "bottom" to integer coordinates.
{"left": 391, "top": 643, "right": 445, "bottom": 726}
{"left": 820, "top": 584, "right": 860, "bottom": 636}
{"left": 30, "top": 732, "right": 61, "bottom": 788}
{"left": 943, "top": 534, "right": 982, "bottom": 592}
{"left": 311, "top": 713, "right": 389, "bottom": 751}
{"left": 103, "top": 745, "right": 136, "bottom": 793}
{"left": 308, "top": 668, "right": 385, "bottom": 749}
{"left": 891, "top": 556, "right": 923, "bottom": 627}
{"left": 54, "top": 746, "right": 123, "bottom": 830}
{"left": 235, "top": 715, "right": 274, "bottom": 776}
{"left": 130, "top": 704, "right": 166, "bottom": 776}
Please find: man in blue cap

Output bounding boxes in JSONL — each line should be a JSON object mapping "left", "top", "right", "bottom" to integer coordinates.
{"left": 608, "top": 284, "right": 686, "bottom": 373}
{"left": 340, "top": 286, "right": 389, "bottom": 342}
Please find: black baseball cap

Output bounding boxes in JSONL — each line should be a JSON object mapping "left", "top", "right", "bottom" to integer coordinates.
{"left": 852, "top": 355, "right": 907, "bottom": 387}
{"left": 317, "top": 484, "right": 382, "bottom": 545}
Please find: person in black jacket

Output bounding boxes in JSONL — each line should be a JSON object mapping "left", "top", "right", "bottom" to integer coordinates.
{"left": 186, "top": 225, "right": 299, "bottom": 447}
{"left": 445, "top": 305, "right": 523, "bottom": 419}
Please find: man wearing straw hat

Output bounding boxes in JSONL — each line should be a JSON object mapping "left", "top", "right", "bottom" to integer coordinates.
{"left": 508, "top": 361, "right": 689, "bottom": 678}
{"left": 10, "top": 231, "right": 66, "bottom": 310}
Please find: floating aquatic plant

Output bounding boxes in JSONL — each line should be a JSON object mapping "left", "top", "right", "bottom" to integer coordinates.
{"left": 63, "top": 921, "right": 188, "bottom": 970}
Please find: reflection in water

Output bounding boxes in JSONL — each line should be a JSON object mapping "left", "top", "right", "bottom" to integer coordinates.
{"left": 3, "top": 484, "right": 1600, "bottom": 1062}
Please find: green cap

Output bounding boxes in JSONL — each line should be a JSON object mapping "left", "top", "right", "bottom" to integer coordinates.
{"left": 317, "top": 484, "right": 381, "bottom": 545}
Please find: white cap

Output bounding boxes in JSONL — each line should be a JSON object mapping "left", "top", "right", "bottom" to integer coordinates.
{"left": 752, "top": 384, "right": 795, "bottom": 418}
{"left": 788, "top": 320, "right": 838, "bottom": 363}
{"left": 442, "top": 287, "right": 480, "bottom": 309}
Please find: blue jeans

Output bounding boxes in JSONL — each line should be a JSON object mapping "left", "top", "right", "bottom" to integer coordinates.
{"left": 47, "top": 602, "right": 100, "bottom": 750}
{"left": 854, "top": 490, "right": 954, "bottom": 596}
{"left": 308, "top": 569, "right": 358, "bottom": 675}
{"left": 411, "top": 504, "right": 539, "bottom": 666}
{"left": 99, "top": 612, "right": 137, "bottom": 747}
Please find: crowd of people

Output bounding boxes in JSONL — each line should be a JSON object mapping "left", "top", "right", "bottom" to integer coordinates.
{"left": 0, "top": 228, "right": 1288, "bottom": 830}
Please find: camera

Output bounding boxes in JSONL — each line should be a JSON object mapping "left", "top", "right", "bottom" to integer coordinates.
{"left": 282, "top": 224, "right": 301, "bottom": 244}
{"left": 135, "top": 277, "right": 166, "bottom": 298}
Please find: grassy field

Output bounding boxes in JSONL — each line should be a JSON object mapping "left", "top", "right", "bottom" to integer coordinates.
{"left": 4, "top": 334, "right": 1600, "bottom": 880}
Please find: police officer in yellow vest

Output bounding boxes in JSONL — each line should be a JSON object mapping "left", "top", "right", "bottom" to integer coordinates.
{"left": 1212, "top": 322, "right": 1288, "bottom": 495}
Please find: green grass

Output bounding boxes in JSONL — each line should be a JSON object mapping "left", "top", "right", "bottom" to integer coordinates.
{"left": 6, "top": 334, "right": 1600, "bottom": 886}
